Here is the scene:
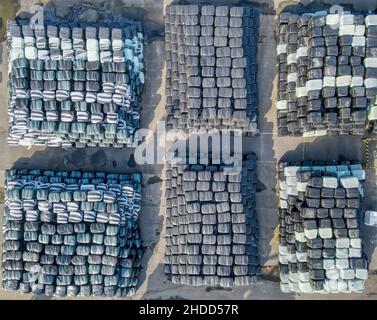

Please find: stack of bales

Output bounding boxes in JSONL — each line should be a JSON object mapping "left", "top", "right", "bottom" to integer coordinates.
{"left": 276, "top": 11, "right": 377, "bottom": 137}
{"left": 1, "top": 169, "right": 143, "bottom": 297}
{"left": 164, "top": 155, "right": 260, "bottom": 287}
{"left": 165, "top": 5, "right": 259, "bottom": 134}
{"left": 278, "top": 162, "right": 368, "bottom": 293}
{"left": 6, "top": 21, "right": 144, "bottom": 148}
{"left": 364, "top": 16, "right": 377, "bottom": 132}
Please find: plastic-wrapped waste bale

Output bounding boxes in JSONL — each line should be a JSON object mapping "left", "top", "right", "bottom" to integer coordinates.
{"left": 1, "top": 169, "right": 143, "bottom": 297}
{"left": 278, "top": 161, "right": 368, "bottom": 293}
{"left": 165, "top": 5, "right": 259, "bottom": 134}
{"left": 6, "top": 21, "right": 144, "bottom": 148}
{"left": 164, "top": 154, "right": 260, "bottom": 287}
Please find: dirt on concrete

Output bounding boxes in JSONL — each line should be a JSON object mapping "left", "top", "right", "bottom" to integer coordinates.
{"left": 0, "top": 0, "right": 19, "bottom": 42}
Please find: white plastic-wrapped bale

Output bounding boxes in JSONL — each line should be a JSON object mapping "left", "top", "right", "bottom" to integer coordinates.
{"left": 278, "top": 161, "right": 368, "bottom": 294}
{"left": 165, "top": 5, "right": 259, "bottom": 134}
{"left": 6, "top": 21, "right": 144, "bottom": 148}
{"left": 1, "top": 169, "right": 143, "bottom": 297}
{"left": 164, "top": 154, "right": 260, "bottom": 287}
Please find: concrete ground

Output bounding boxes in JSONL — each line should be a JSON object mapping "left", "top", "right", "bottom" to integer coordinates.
{"left": 1, "top": 0, "right": 377, "bottom": 300}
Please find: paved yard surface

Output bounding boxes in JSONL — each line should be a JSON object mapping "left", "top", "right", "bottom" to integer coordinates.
{"left": 0, "top": 0, "right": 377, "bottom": 300}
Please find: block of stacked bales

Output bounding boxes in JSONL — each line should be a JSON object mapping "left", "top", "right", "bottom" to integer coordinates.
{"left": 1, "top": 169, "right": 143, "bottom": 297}
{"left": 276, "top": 11, "right": 371, "bottom": 136}
{"left": 364, "top": 16, "right": 377, "bottom": 132}
{"left": 278, "top": 162, "right": 368, "bottom": 293}
{"left": 164, "top": 154, "right": 260, "bottom": 287}
{"left": 6, "top": 21, "right": 144, "bottom": 148}
{"left": 165, "top": 5, "right": 259, "bottom": 134}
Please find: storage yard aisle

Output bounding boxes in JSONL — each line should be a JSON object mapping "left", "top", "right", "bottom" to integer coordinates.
{"left": 0, "top": 0, "right": 377, "bottom": 300}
